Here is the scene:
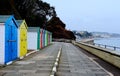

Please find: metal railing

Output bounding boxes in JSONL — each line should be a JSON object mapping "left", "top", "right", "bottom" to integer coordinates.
{"left": 93, "top": 43, "right": 120, "bottom": 51}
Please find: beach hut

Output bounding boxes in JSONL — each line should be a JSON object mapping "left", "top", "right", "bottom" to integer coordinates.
{"left": 0, "top": 15, "right": 18, "bottom": 65}
{"left": 43, "top": 30, "right": 46, "bottom": 47}
{"left": 50, "top": 32, "right": 52, "bottom": 44}
{"left": 48, "top": 31, "right": 51, "bottom": 45}
{"left": 17, "top": 20, "right": 27, "bottom": 59}
{"left": 40, "top": 29, "right": 43, "bottom": 49}
{"left": 48, "top": 31, "right": 50, "bottom": 45}
{"left": 45, "top": 30, "right": 48, "bottom": 46}
{"left": 27, "top": 27, "right": 40, "bottom": 50}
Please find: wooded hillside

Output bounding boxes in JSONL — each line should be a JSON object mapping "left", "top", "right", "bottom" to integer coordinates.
{"left": 0, "top": 0, "right": 76, "bottom": 40}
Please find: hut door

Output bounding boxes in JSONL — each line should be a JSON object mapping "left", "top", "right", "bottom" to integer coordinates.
{"left": 6, "top": 24, "right": 13, "bottom": 63}
{"left": 11, "top": 22, "right": 17, "bottom": 60}
{"left": 40, "top": 30, "right": 43, "bottom": 49}
{"left": 5, "top": 20, "right": 17, "bottom": 63}
{"left": 20, "top": 28, "right": 27, "bottom": 56}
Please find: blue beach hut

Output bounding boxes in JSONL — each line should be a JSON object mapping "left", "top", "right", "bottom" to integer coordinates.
{"left": 43, "top": 30, "right": 46, "bottom": 47}
{"left": 0, "top": 15, "right": 18, "bottom": 65}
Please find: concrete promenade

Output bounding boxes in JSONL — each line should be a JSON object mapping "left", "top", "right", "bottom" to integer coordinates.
{"left": 0, "top": 42, "right": 113, "bottom": 76}
{"left": 0, "top": 42, "right": 60, "bottom": 76}
{"left": 57, "top": 42, "right": 111, "bottom": 76}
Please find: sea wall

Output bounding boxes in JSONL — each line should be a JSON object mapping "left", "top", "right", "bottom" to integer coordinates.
{"left": 80, "top": 39, "right": 94, "bottom": 45}
{"left": 72, "top": 41, "right": 120, "bottom": 69}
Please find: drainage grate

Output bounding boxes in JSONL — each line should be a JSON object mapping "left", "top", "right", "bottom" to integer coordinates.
{"left": 38, "top": 65, "right": 52, "bottom": 68}
{"left": 56, "top": 72, "right": 72, "bottom": 76}
{"left": 58, "top": 68, "right": 71, "bottom": 72}
{"left": 36, "top": 69, "right": 51, "bottom": 73}
{"left": 59, "top": 65, "right": 70, "bottom": 68}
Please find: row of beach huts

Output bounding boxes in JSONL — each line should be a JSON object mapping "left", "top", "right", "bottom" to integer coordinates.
{"left": 0, "top": 15, "right": 52, "bottom": 65}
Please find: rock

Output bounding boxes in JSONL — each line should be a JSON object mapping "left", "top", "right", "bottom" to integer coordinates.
{"left": 46, "top": 17, "right": 76, "bottom": 40}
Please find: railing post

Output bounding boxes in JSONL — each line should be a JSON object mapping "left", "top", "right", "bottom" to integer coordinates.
{"left": 98, "top": 44, "right": 100, "bottom": 47}
{"left": 114, "top": 47, "right": 116, "bottom": 50}
{"left": 105, "top": 45, "right": 106, "bottom": 48}
{"left": 93, "top": 43, "right": 120, "bottom": 51}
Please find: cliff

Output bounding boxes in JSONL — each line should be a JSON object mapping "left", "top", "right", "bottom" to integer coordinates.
{"left": 46, "top": 17, "right": 76, "bottom": 40}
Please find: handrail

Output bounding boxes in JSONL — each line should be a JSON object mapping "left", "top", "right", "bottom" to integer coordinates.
{"left": 93, "top": 43, "right": 120, "bottom": 51}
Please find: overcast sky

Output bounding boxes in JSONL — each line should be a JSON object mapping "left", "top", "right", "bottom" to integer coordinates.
{"left": 43, "top": 0, "right": 120, "bottom": 34}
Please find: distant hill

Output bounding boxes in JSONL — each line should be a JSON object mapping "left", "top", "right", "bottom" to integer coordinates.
{"left": 73, "top": 31, "right": 92, "bottom": 39}
{"left": 73, "top": 31, "right": 120, "bottom": 39}
{"left": 91, "top": 32, "right": 120, "bottom": 38}
{"left": 110, "top": 33, "right": 120, "bottom": 37}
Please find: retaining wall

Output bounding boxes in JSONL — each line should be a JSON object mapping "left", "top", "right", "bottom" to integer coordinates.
{"left": 72, "top": 41, "right": 120, "bottom": 69}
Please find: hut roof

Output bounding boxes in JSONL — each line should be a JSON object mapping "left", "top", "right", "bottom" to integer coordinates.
{"left": 0, "top": 15, "right": 11, "bottom": 23}
{"left": 17, "top": 20, "right": 28, "bottom": 29}
{"left": 17, "top": 20, "right": 23, "bottom": 26}
{"left": 28, "top": 27, "right": 40, "bottom": 32}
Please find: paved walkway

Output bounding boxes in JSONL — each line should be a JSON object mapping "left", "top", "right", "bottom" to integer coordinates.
{"left": 57, "top": 42, "right": 112, "bottom": 76}
{"left": 0, "top": 42, "right": 61, "bottom": 76}
{"left": 0, "top": 42, "right": 112, "bottom": 76}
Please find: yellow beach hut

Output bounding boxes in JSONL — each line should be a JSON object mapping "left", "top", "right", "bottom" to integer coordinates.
{"left": 17, "top": 20, "right": 27, "bottom": 59}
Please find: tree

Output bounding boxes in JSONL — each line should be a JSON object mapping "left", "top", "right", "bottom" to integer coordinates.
{"left": 14, "top": 0, "right": 57, "bottom": 27}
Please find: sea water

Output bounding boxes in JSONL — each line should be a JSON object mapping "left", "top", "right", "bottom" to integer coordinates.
{"left": 94, "top": 37, "right": 120, "bottom": 51}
